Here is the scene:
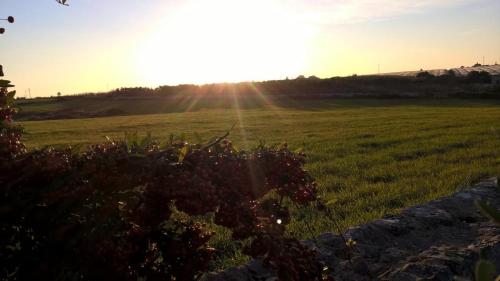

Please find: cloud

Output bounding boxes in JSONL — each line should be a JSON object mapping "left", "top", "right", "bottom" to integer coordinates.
{"left": 281, "top": 0, "right": 472, "bottom": 25}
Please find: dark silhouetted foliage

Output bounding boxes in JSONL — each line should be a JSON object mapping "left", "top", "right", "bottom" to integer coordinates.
{"left": 467, "top": 71, "right": 492, "bottom": 83}
{"left": 0, "top": 78, "right": 329, "bottom": 280}
{"left": 0, "top": 15, "right": 15, "bottom": 34}
{"left": 0, "top": 6, "right": 329, "bottom": 279}
{"left": 71, "top": 73, "right": 489, "bottom": 101}
{"left": 416, "top": 71, "right": 435, "bottom": 79}
{"left": 446, "top": 69, "right": 456, "bottom": 77}
{"left": 0, "top": 79, "right": 25, "bottom": 162}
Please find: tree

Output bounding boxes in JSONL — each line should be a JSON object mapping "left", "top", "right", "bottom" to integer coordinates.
{"left": 467, "top": 70, "right": 491, "bottom": 83}
{"left": 1, "top": 16, "right": 15, "bottom": 77}
{"left": 416, "top": 71, "right": 435, "bottom": 79}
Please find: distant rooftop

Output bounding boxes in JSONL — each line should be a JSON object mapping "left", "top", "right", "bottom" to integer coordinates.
{"left": 377, "top": 64, "right": 500, "bottom": 77}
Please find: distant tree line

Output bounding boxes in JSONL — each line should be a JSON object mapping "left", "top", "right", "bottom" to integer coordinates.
{"left": 416, "top": 70, "right": 492, "bottom": 83}
{"left": 73, "top": 73, "right": 494, "bottom": 99}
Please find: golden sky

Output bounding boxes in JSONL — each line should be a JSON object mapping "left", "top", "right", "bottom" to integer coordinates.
{"left": 1, "top": 0, "right": 499, "bottom": 97}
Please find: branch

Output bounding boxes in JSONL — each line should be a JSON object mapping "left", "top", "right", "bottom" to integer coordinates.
{"left": 183, "top": 124, "right": 235, "bottom": 162}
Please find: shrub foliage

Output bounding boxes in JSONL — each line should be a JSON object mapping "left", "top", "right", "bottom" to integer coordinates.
{"left": 0, "top": 79, "right": 327, "bottom": 280}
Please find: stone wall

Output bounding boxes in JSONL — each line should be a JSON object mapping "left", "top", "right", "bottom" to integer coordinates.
{"left": 206, "top": 178, "right": 500, "bottom": 281}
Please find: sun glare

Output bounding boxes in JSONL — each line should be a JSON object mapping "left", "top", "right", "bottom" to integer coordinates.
{"left": 136, "top": 0, "right": 315, "bottom": 86}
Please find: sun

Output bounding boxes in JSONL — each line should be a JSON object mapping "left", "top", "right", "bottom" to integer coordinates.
{"left": 135, "top": 0, "right": 315, "bottom": 86}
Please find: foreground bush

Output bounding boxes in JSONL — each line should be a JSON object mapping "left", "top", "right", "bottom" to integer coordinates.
{"left": 0, "top": 79, "right": 327, "bottom": 280}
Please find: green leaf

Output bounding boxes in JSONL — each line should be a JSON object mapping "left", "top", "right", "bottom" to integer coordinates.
{"left": 475, "top": 259, "right": 497, "bottom": 281}
{"left": 231, "top": 144, "right": 240, "bottom": 153}
{"left": 0, "top": 79, "right": 14, "bottom": 88}
{"left": 178, "top": 145, "right": 190, "bottom": 162}
{"left": 6, "top": 90, "right": 16, "bottom": 105}
{"left": 70, "top": 143, "right": 84, "bottom": 154}
{"left": 140, "top": 132, "right": 152, "bottom": 149}
{"left": 132, "top": 132, "right": 139, "bottom": 147}
{"left": 476, "top": 200, "right": 500, "bottom": 225}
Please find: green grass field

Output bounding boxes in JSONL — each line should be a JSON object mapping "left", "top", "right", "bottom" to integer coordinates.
{"left": 17, "top": 98, "right": 500, "bottom": 269}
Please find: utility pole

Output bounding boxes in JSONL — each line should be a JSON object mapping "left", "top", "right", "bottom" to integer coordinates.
{"left": 378, "top": 64, "right": 380, "bottom": 74}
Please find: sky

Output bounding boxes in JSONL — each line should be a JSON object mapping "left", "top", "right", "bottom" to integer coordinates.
{"left": 0, "top": 0, "right": 499, "bottom": 97}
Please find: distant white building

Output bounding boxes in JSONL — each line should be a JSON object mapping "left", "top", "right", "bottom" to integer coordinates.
{"left": 492, "top": 75, "right": 500, "bottom": 86}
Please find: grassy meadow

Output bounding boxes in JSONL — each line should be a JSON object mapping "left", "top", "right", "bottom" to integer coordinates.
{"left": 17, "top": 98, "right": 500, "bottom": 268}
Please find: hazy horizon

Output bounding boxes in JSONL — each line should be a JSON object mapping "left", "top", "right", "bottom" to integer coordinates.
{"left": 1, "top": 0, "right": 499, "bottom": 97}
